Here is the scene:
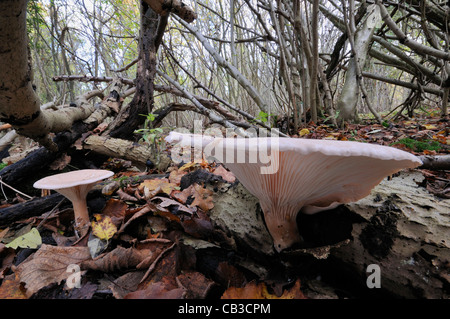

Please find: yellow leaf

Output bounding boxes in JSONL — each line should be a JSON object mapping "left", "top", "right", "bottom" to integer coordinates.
{"left": 422, "top": 124, "right": 438, "bottom": 130}
{"left": 299, "top": 128, "right": 310, "bottom": 137}
{"left": 91, "top": 214, "right": 117, "bottom": 241}
{"left": 138, "top": 178, "right": 178, "bottom": 195}
{"left": 179, "top": 161, "right": 198, "bottom": 171}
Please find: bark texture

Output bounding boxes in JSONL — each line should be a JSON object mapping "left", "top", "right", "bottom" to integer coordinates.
{"left": 0, "top": 0, "right": 97, "bottom": 150}
{"left": 337, "top": 4, "right": 381, "bottom": 122}
{"left": 207, "top": 170, "right": 450, "bottom": 298}
{"left": 332, "top": 171, "right": 450, "bottom": 298}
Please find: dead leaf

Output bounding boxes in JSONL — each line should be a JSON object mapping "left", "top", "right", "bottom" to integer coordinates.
{"left": 49, "top": 153, "right": 71, "bottom": 171}
{"left": 221, "top": 279, "right": 306, "bottom": 299}
{"left": 169, "top": 168, "right": 188, "bottom": 185}
{"left": 124, "top": 281, "right": 185, "bottom": 299}
{"left": 91, "top": 214, "right": 117, "bottom": 241}
{"left": 0, "top": 274, "right": 27, "bottom": 299}
{"left": 110, "top": 270, "right": 147, "bottom": 299}
{"left": 212, "top": 165, "right": 236, "bottom": 183}
{"left": 176, "top": 271, "right": 217, "bottom": 299}
{"left": 299, "top": 128, "right": 310, "bottom": 137}
{"left": 15, "top": 244, "right": 91, "bottom": 297}
{"left": 81, "top": 246, "right": 150, "bottom": 273}
{"left": 139, "top": 178, "right": 178, "bottom": 196}
{"left": 151, "top": 196, "right": 196, "bottom": 215}
{"left": 174, "top": 184, "right": 214, "bottom": 211}
{"left": 189, "top": 184, "right": 214, "bottom": 211}
{"left": 101, "top": 198, "right": 128, "bottom": 227}
{"left": 181, "top": 217, "right": 215, "bottom": 239}
{"left": 117, "top": 188, "right": 138, "bottom": 202}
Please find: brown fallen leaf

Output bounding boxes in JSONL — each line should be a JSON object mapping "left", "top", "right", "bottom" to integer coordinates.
{"left": 101, "top": 198, "right": 128, "bottom": 227}
{"left": 15, "top": 244, "right": 91, "bottom": 297}
{"left": 221, "top": 279, "right": 306, "bottom": 299}
{"left": 177, "top": 271, "right": 217, "bottom": 299}
{"left": 138, "top": 178, "right": 178, "bottom": 196}
{"left": 81, "top": 246, "right": 150, "bottom": 273}
{"left": 175, "top": 184, "right": 214, "bottom": 211}
{"left": 49, "top": 153, "right": 71, "bottom": 171}
{"left": 151, "top": 196, "right": 196, "bottom": 215}
{"left": 212, "top": 165, "right": 236, "bottom": 183}
{"left": 168, "top": 168, "right": 188, "bottom": 185}
{"left": 124, "top": 281, "right": 186, "bottom": 299}
{"left": 190, "top": 184, "right": 214, "bottom": 211}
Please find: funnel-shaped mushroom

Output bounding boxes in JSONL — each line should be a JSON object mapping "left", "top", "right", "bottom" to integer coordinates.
{"left": 166, "top": 132, "right": 422, "bottom": 252}
{"left": 33, "top": 169, "right": 114, "bottom": 237}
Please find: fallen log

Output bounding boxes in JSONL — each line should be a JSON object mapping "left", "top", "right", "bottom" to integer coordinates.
{"left": 82, "top": 135, "right": 171, "bottom": 172}
{"left": 418, "top": 154, "right": 450, "bottom": 170}
{"left": 204, "top": 170, "right": 450, "bottom": 298}
{"left": 0, "top": 193, "right": 68, "bottom": 227}
{"left": 331, "top": 170, "right": 450, "bottom": 298}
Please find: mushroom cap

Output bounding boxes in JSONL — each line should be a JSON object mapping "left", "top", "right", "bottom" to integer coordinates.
{"left": 33, "top": 169, "right": 114, "bottom": 191}
{"left": 166, "top": 132, "right": 422, "bottom": 251}
{"left": 166, "top": 132, "right": 422, "bottom": 209}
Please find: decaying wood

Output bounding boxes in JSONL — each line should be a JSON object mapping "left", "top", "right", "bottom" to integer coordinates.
{"left": 331, "top": 171, "right": 450, "bottom": 298}
{"left": 418, "top": 155, "right": 450, "bottom": 171}
{"left": 83, "top": 135, "right": 171, "bottom": 172}
{"left": 205, "top": 170, "right": 450, "bottom": 298}
{"left": 0, "top": 193, "right": 68, "bottom": 227}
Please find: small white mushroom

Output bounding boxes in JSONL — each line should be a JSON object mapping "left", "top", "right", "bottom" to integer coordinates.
{"left": 33, "top": 169, "right": 114, "bottom": 237}
{"left": 166, "top": 132, "right": 422, "bottom": 252}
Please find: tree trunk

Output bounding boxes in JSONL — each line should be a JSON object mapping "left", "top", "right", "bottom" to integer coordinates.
{"left": 109, "top": 3, "right": 159, "bottom": 139}
{"left": 0, "top": 0, "right": 98, "bottom": 150}
{"left": 337, "top": 4, "right": 381, "bottom": 122}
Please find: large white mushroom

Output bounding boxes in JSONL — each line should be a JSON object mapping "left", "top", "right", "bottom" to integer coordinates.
{"left": 33, "top": 169, "right": 114, "bottom": 237}
{"left": 166, "top": 132, "right": 422, "bottom": 252}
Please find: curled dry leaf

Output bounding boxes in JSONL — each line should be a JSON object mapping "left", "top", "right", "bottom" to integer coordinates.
{"left": 189, "top": 184, "right": 214, "bottom": 211}
{"left": 172, "top": 183, "right": 214, "bottom": 211}
{"left": 212, "top": 165, "right": 236, "bottom": 183}
{"left": 81, "top": 239, "right": 173, "bottom": 273}
{"left": 150, "top": 196, "right": 196, "bottom": 215}
{"left": 101, "top": 198, "right": 128, "bottom": 227}
{"left": 15, "top": 244, "right": 91, "bottom": 298}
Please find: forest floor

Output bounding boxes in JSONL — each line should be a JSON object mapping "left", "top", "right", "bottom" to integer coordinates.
{"left": 0, "top": 111, "right": 448, "bottom": 300}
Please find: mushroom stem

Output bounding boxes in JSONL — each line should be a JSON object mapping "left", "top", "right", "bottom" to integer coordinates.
{"left": 71, "top": 197, "right": 90, "bottom": 236}
{"left": 261, "top": 204, "right": 303, "bottom": 252}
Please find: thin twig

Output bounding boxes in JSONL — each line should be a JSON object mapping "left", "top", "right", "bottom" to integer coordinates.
{"left": 36, "top": 198, "right": 67, "bottom": 231}
{"left": 0, "top": 177, "right": 33, "bottom": 200}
